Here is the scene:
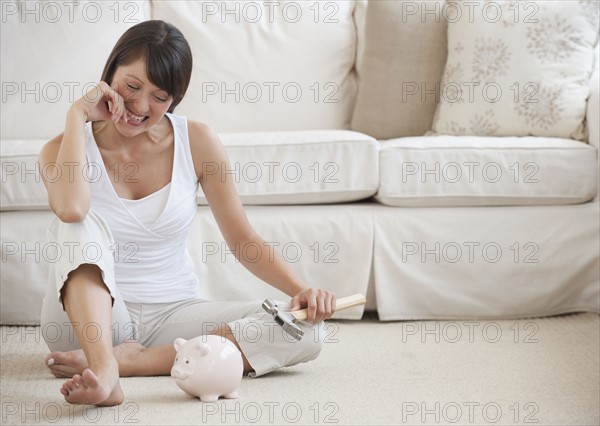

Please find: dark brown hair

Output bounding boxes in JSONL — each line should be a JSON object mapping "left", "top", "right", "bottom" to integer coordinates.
{"left": 100, "top": 20, "right": 192, "bottom": 113}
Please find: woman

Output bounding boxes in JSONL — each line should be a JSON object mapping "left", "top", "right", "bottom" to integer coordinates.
{"left": 38, "top": 20, "right": 336, "bottom": 407}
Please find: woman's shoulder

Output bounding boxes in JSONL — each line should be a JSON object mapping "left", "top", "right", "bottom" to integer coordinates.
{"left": 184, "top": 118, "right": 226, "bottom": 175}
{"left": 185, "top": 118, "right": 220, "bottom": 146}
{"left": 165, "top": 113, "right": 218, "bottom": 146}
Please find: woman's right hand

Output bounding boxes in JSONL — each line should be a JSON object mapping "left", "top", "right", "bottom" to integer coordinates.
{"left": 70, "top": 81, "right": 126, "bottom": 123}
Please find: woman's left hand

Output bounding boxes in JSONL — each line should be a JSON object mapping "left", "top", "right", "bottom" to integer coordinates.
{"left": 290, "top": 288, "right": 336, "bottom": 323}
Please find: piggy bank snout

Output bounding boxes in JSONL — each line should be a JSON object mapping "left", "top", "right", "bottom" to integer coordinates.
{"left": 171, "top": 365, "right": 191, "bottom": 380}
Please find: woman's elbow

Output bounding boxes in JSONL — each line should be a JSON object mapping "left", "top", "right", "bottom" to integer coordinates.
{"left": 52, "top": 203, "right": 90, "bottom": 223}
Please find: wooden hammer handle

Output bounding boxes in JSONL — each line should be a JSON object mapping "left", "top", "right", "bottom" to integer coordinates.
{"left": 290, "top": 293, "right": 366, "bottom": 321}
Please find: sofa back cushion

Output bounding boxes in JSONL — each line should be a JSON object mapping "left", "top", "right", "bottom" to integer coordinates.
{"left": 152, "top": 0, "right": 364, "bottom": 133}
{"left": 351, "top": 0, "right": 448, "bottom": 140}
{"left": 1, "top": 1, "right": 151, "bottom": 140}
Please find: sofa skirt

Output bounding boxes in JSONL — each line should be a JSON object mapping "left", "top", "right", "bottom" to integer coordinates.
{"left": 0, "top": 205, "right": 374, "bottom": 324}
{"left": 373, "top": 202, "right": 600, "bottom": 320}
{"left": 1, "top": 202, "right": 598, "bottom": 324}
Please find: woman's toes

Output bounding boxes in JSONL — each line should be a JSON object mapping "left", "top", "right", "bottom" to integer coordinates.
{"left": 50, "top": 352, "right": 68, "bottom": 365}
{"left": 45, "top": 352, "right": 61, "bottom": 366}
{"left": 73, "top": 375, "right": 84, "bottom": 387}
{"left": 63, "top": 380, "right": 73, "bottom": 393}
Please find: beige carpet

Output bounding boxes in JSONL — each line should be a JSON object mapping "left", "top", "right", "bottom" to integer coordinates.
{"left": 1, "top": 312, "right": 598, "bottom": 425}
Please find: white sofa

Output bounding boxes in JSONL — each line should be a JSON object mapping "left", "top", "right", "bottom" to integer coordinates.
{"left": 1, "top": 0, "right": 599, "bottom": 324}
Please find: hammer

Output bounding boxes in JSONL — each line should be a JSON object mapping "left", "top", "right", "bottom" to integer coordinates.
{"left": 262, "top": 293, "right": 366, "bottom": 341}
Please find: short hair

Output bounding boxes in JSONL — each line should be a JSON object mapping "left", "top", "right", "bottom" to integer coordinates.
{"left": 100, "top": 20, "right": 193, "bottom": 113}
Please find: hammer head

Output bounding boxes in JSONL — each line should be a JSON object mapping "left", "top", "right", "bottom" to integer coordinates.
{"left": 262, "top": 299, "right": 304, "bottom": 341}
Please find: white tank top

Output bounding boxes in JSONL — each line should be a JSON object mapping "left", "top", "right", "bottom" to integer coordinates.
{"left": 85, "top": 113, "right": 201, "bottom": 303}
{"left": 120, "top": 182, "right": 171, "bottom": 228}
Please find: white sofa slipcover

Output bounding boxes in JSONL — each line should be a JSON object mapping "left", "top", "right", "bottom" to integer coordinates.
{"left": 1, "top": 0, "right": 598, "bottom": 324}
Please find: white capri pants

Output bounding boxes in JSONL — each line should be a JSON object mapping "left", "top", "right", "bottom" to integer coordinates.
{"left": 40, "top": 210, "right": 325, "bottom": 377}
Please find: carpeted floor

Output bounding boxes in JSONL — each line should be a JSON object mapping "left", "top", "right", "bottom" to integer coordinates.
{"left": 1, "top": 312, "right": 598, "bottom": 425}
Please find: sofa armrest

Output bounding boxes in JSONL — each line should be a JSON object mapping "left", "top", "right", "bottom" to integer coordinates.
{"left": 589, "top": 44, "right": 599, "bottom": 203}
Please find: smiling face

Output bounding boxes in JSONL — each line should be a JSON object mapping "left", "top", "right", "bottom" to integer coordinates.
{"left": 110, "top": 58, "right": 174, "bottom": 136}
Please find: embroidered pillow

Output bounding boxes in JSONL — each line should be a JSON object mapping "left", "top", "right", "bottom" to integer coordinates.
{"left": 431, "top": 0, "right": 599, "bottom": 140}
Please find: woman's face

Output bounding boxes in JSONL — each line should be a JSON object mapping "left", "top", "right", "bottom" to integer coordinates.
{"left": 110, "top": 57, "right": 173, "bottom": 136}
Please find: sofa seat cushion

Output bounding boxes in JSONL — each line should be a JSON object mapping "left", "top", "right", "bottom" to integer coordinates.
{"left": 1, "top": 140, "right": 47, "bottom": 210}
{"left": 199, "top": 130, "right": 379, "bottom": 204}
{"left": 0, "top": 131, "right": 378, "bottom": 210}
{"left": 376, "top": 136, "right": 597, "bottom": 207}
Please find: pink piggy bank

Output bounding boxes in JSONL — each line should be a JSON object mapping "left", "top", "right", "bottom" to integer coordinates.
{"left": 171, "top": 335, "right": 243, "bottom": 402}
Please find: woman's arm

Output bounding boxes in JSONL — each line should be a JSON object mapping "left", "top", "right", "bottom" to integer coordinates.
{"left": 39, "top": 82, "right": 126, "bottom": 222}
{"left": 39, "top": 108, "right": 90, "bottom": 222}
{"left": 188, "top": 120, "right": 336, "bottom": 322}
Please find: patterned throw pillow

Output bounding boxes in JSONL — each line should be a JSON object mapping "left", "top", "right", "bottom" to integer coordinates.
{"left": 431, "top": 0, "right": 599, "bottom": 140}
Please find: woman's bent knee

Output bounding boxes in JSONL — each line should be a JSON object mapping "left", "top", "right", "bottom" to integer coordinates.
{"left": 297, "top": 321, "right": 325, "bottom": 363}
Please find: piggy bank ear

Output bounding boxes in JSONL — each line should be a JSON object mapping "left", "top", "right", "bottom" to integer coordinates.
{"left": 194, "top": 341, "right": 212, "bottom": 356}
{"left": 174, "top": 338, "right": 187, "bottom": 352}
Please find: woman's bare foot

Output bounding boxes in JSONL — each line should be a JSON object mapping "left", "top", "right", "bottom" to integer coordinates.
{"left": 46, "top": 341, "right": 145, "bottom": 378}
{"left": 60, "top": 359, "right": 123, "bottom": 406}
